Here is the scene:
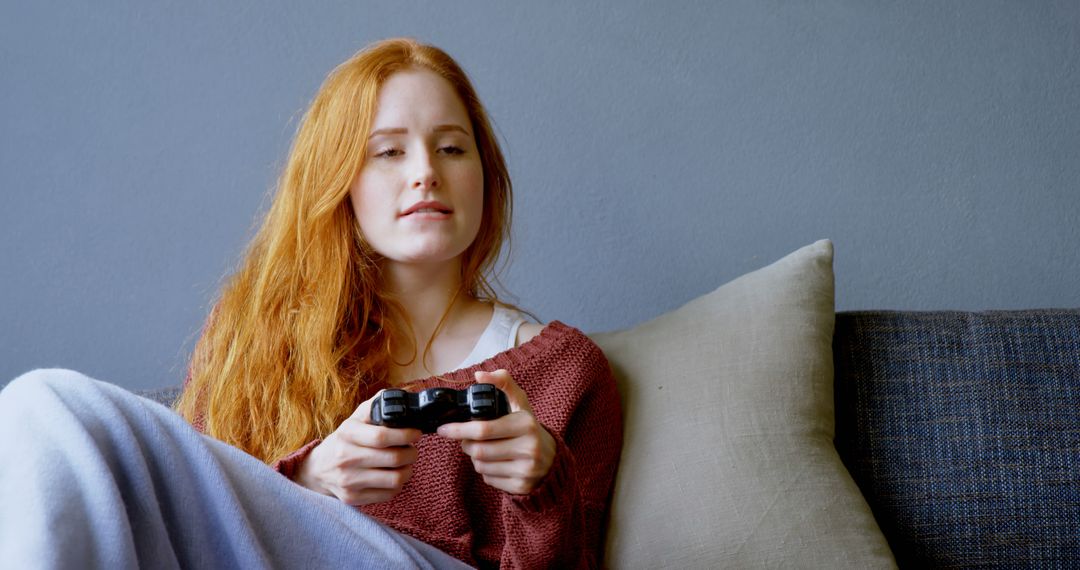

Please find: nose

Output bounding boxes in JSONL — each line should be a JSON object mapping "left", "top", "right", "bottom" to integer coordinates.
{"left": 410, "top": 149, "right": 439, "bottom": 190}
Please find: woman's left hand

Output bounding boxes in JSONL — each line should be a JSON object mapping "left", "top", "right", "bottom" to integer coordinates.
{"left": 437, "top": 369, "right": 556, "bottom": 495}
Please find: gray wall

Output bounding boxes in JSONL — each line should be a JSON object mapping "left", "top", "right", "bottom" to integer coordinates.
{"left": 3, "top": 1, "right": 1078, "bottom": 391}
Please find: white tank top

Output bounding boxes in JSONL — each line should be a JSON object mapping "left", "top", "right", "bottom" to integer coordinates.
{"left": 455, "top": 303, "right": 529, "bottom": 370}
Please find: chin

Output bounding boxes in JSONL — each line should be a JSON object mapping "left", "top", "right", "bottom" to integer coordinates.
{"left": 394, "top": 250, "right": 468, "bottom": 265}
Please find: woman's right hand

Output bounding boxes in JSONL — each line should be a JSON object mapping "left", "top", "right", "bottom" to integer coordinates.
{"left": 294, "top": 390, "right": 422, "bottom": 506}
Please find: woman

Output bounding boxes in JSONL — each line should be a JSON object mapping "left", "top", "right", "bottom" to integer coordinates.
{"left": 0, "top": 38, "right": 623, "bottom": 569}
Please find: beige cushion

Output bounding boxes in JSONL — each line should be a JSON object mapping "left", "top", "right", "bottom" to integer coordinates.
{"left": 591, "top": 240, "right": 896, "bottom": 568}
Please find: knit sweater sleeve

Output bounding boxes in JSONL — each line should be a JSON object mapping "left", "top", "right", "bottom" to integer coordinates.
{"left": 496, "top": 333, "right": 624, "bottom": 569}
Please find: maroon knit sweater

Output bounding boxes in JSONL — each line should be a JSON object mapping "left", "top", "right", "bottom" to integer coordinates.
{"left": 187, "top": 320, "right": 623, "bottom": 568}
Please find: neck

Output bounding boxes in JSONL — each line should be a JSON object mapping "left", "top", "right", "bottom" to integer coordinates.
{"left": 379, "top": 258, "right": 478, "bottom": 357}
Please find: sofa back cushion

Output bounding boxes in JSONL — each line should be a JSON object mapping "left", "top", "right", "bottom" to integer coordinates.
{"left": 592, "top": 240, "right": 895, "bottom": 567}
{"left": 834, "top": 309, "right": 1080, "bottom": 567}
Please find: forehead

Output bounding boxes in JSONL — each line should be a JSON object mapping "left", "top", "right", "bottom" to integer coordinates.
{"left": 370, "top": 69, "right": 470, "bottom": 128}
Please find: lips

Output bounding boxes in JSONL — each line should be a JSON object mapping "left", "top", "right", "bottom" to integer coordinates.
{"left": 401, "top": 200, "right": 453, "bottom": 217}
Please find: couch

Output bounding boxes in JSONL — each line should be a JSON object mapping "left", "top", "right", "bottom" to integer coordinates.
{"left": 831, "top": 309, "right": 1080, "bottom": 567}
{"left": 142, "top": 240, "right": 1080, "bottom": 568}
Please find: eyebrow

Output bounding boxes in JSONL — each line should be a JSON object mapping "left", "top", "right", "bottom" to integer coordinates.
{"left": 367, "top": 124, "right": 471, "bottom": 139}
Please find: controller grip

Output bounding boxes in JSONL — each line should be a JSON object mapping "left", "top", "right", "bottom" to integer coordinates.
{"left": 371, "top": 389, "right": 411, "bottom": 427}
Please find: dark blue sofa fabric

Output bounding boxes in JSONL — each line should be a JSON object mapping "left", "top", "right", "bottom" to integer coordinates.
{"left": 834, "top": 310, "right": 1080, "bottom": 568}
{"left": 142, "top": 385, "right": 180, "bottom": 407}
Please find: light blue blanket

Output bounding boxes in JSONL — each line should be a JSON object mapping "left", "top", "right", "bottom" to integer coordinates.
{"left": 0, "top": 369, "right": 472, "bottom": 569}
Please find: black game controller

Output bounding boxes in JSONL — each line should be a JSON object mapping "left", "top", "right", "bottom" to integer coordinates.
{"left": 370, "top": 383, "right": 510, "bottom": 433}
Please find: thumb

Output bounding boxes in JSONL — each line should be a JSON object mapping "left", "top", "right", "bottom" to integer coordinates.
{"left": 474, "top": 369, "right": 532, "bottom": 414}
{"left": 352, "top": 388, "right": 387, "bottom": 424}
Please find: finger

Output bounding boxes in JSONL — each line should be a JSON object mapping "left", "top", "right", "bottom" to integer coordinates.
{"left": 470, "top": 458, "right": 525, "bottom": 478}
{"left": 478, "top": 474, "right": 533, "bottom": 496}
{"left": 471, "top": 458, "right": 548, "bottom": 484}
{"left": 437, "top": 411, "right": 530, "bottom": 441}
{"left": 351, "top": 388, "right": 386, "bottom": 423}
{"left": 340, "top": 444, "right": 419, "bottom": 469}
{"left": 474, "top": 369, "right": 533, "bottom": 414}
{"left": 335, "top": 466, "right": 414, "bottom": 505}
{"left": 460, "top": 436, "right": 533, "bottom": 462}
{"left": 344, "top": 422, "right": 423, "bottom": 448}
{"left": 342, "top": 465, "right": 413, "bottom": 491}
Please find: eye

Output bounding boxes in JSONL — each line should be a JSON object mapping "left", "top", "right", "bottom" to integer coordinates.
{"left": 438, "top": 145, "right": 466, "bottom": 156}
{"left": 373, "top": 147, "right": 403, "bottom": 158}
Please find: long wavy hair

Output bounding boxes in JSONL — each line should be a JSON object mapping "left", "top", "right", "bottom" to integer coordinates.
{"left": 175, "top": 38, "right": 537, "bottom": 465}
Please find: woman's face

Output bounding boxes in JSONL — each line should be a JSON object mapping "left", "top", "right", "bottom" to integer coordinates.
{"left": 349, "top": 69, "right": 484, "bottom": 268}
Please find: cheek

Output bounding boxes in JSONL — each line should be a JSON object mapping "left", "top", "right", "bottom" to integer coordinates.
{"left": 463, "top": 162, "right": 485, "bottom": 206}
{"left": 347, "top": 185, "right": 365, "bottom": 226}
{"left": 347, "top": 185, "right": 361, "bottom": 215}
{"left": 465, "top": 168, "right": 486, "bottom": 238}
{"left": 348, "top": 176, "right": 383, "bottom": 235}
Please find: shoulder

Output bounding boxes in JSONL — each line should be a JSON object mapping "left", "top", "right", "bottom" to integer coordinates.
{"left": 508, "top": 321, "right": 622, "bottom": 438}
{"left": 508, "top": 319, "right": 611, "bottom": 372}
{"left": 515, "top": 322, "right": 545, "bottom": 347}
{"left": 513, "top": 321, "right": 613, "bottom": 378}
{"left": 513, "top": 320, "right": 608, "bottom": 362}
